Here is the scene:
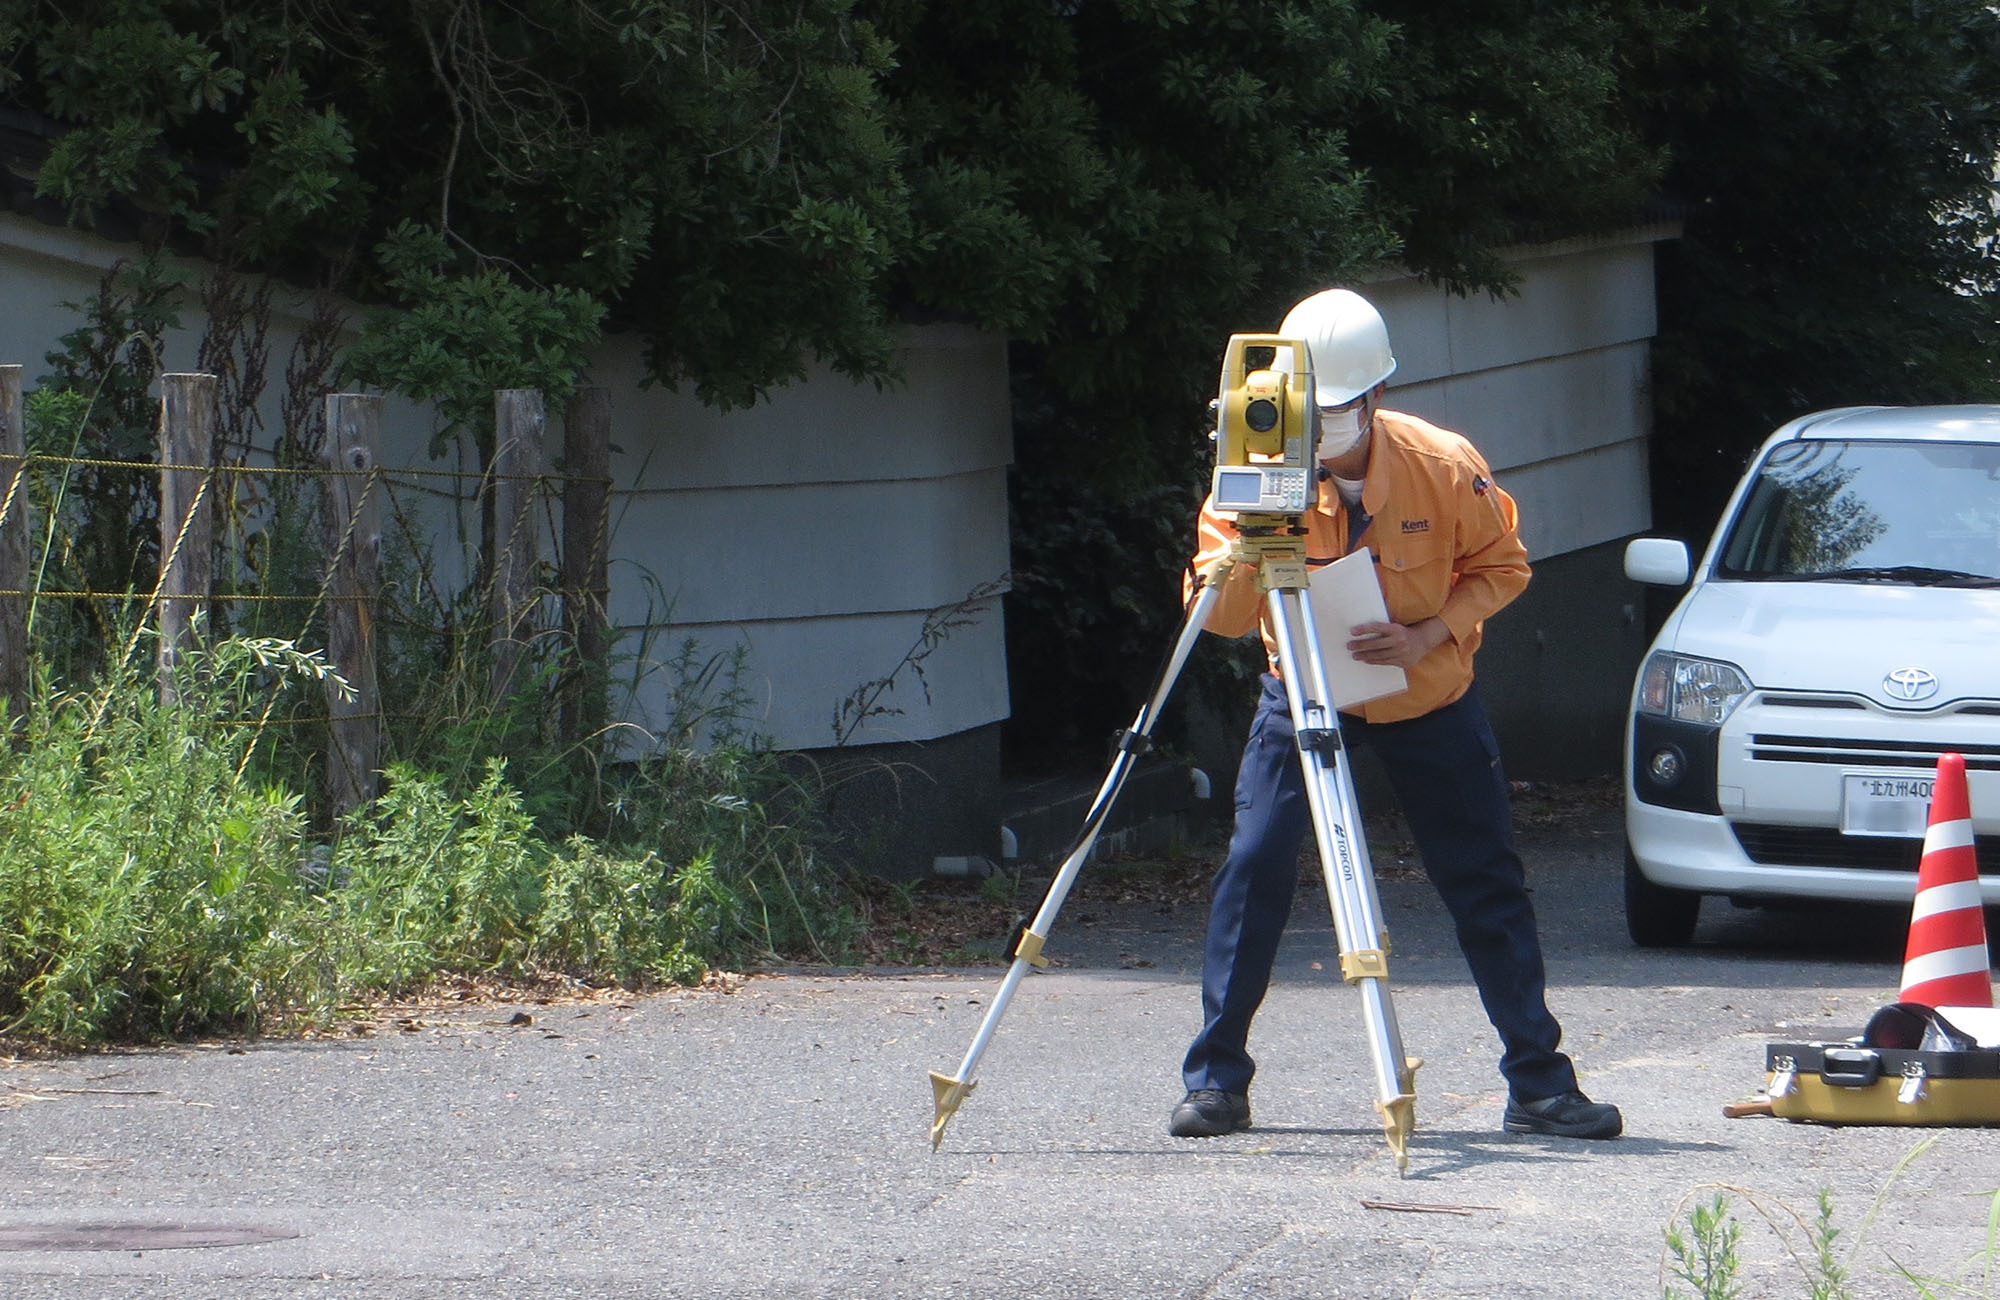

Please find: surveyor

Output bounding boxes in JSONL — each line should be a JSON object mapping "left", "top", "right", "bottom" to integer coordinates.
{"left": 1170, "top": 288, "right": 1622, "bottom": 1142}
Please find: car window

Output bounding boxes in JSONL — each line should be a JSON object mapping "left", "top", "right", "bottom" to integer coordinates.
{"left": 1715, "top": 439, "right": 2000, "bottom": 582}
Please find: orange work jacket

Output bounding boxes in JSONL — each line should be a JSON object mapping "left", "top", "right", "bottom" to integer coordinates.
{"left": 1184, "top": 408, "right": 1530, "bottom": 724}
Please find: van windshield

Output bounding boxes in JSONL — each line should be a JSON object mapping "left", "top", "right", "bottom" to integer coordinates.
{"left": 1715, "top": 439, "right": 2000, "bottom": 584}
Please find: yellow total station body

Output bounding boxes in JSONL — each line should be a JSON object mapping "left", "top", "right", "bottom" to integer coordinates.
{"left": 1210, "top": 334, "right": 1319, "bottom": 528}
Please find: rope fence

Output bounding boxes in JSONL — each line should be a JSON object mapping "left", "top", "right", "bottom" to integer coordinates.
{"left": 0, "top": 368, "right": 618, "bottom": 819}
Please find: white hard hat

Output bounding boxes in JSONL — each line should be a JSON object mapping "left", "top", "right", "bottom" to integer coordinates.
{"left": 1278, "top": 288, "right": 1397, "bottom": 407}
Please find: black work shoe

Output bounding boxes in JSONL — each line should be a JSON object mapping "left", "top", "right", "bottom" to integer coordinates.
{"left": 1503, "top": 1090, "right": 1623, "bottom": 1139}
{"left": 1170, "top": 1089, "right": 1251, "bottom": 1137}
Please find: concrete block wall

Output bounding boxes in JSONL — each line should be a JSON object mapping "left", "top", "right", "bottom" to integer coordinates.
{"left": 590, "top": 324, "right": 1013, "bottom": 754}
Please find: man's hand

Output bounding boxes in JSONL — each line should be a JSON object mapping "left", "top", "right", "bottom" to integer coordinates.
{"left": 1348, "top": 617, "right": 1450, "bottom": 669}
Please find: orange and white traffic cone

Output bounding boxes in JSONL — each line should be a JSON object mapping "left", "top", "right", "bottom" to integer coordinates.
{"left": 1899, "top": 751, "right": 1993, "bottom": 1009}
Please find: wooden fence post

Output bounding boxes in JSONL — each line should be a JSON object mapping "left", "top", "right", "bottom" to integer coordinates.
{"left": 490, "top": 389, "right": 544, "bottom": 701}
{"left": 321, "top": 394, "right": 383, "bottom": 818}
{"left": 560, "top": 385, "right": 610, "bottom": 749}
{"left": 0, "top": 365, "right": 26, "bottom": 729}
{"left": 158, "top": 373, "right": 218, "bottom": 701}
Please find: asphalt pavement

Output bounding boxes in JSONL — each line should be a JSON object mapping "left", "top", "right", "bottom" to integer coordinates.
{"left": 5, "top": 791, "right": 1999, "bottom": 1299}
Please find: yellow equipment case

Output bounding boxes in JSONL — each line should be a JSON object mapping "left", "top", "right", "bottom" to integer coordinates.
{"left": 1765, "top": 1039, "right": 2000, "bottom": 1125}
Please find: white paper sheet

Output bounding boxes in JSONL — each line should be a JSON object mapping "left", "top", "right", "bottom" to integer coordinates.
{"left": 1931, "top": 1006, "right": 2000, "bottom": 1048}
{"left": 1305, "top": 548, "right": 1409, "bottom": 710}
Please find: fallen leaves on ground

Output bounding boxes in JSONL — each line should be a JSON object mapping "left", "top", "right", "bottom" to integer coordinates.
{"left": 851, "top": 775, "right": 1623, "bottom": 967}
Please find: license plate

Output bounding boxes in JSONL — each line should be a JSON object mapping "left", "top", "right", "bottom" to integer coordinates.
{"left": 1840, "top": 773, "right": 1935, "bottom": 838}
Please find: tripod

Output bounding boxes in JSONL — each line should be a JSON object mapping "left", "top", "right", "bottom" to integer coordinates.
{"left": 928, "top": 526, "right": 1420, "bottom": 1173}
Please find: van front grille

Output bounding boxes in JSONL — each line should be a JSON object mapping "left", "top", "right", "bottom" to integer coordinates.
{"left": 1757, "top": 694, "right": 1866, "bottom": 710}
{"left": 1733, "top": 823, "right": 2000, "bottom": 873}
{"left": 1747, "top": 734, "right": 2000, "bottom": 771}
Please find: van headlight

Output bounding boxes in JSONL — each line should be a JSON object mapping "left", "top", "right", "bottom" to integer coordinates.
{"left": 1637, "top": 653, "right": 1752, "bottom": 725}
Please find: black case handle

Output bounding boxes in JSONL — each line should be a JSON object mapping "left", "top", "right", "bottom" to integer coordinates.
{"left": 1822, "top": 1048, "right": 1883, "bottom": 1088}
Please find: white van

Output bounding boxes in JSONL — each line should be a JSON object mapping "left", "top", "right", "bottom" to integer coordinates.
{"left": 1621, "top": 405, "right": 2000, "bottom": 946}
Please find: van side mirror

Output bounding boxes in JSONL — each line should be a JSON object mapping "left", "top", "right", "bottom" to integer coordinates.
{"left": 1624, "top": 537, "right": 1691, "bottom": 586}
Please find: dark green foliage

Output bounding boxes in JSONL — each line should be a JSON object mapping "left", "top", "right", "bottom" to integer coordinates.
{"left": 878, "top": 0, "right": 1401, "bottom": 425}
{"left": 3, "top": 1, "right": 913, "bottom": 417}
{"left": 17, "top": 2, "right": 362, "bottom": 257}
{"left": 956, "top": 0, "right": 1682, "bottom": 758}
{"left": 1, "top": 2, "right": 1676, "bottom": 445}
{"left": 879, "top": 1, "right": 1392, "bottom": 757}
{"left": 1, "top": 2, "right": 1685, "bottom": 770}
{"left": 1644, "top": 0, "right": 2000, "bottom": 540}
{"left": 342, "top": 222, "right": 607, "bottom": 459}
{"left": 1349, "top": 1, "right": 1686, "bottom": 290}
{"left": 1001, "top": 472, "right": 1257, "bottom": 765}
{"left": 10, "top": 1, "right": 2000, "bottom": 777}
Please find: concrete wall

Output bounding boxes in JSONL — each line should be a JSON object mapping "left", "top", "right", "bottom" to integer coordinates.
{"left": 588, "top": 326, "right": 1013, "bottom": 754}
{"left": 1361, "top": 225, "right": 1672, "bottom": 560}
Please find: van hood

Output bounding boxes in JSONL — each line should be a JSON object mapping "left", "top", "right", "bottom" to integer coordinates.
{"left": 1666, "top": 580, "right": 2000, "bottom": 708}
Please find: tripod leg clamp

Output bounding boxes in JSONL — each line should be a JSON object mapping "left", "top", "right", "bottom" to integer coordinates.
{"left": 1114, "top": 728, "right": 1152, "bottom": 756}
{"left": 1296, "top": 728, "right": 1342, "bottom": 754}
{"left": 1340, "top": 948, "right": 1390, "bottom": 983}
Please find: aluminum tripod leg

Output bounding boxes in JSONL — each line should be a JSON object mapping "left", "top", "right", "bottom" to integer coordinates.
{"left": 929, "top": 582, "right": 1226, "bottom": 1151}
{"left": 1264, "top": 585, "right": 1418, "bottom": 1173}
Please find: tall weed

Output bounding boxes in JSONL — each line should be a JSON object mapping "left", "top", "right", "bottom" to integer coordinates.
{"left": 320, "top": 760, "right": 679, "bottom": 992}
{"left": 0, "top": 627, "right": 864, "bottom": 1050}
{"left": 0, "top": 635, "right": 325, "bottom": 1044}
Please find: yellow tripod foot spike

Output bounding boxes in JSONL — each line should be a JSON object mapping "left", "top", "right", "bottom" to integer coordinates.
{"left": 929, "top": 1071, "right": 976, "bottom": 1151}
{"left": 1377, "top": 1092, "right": 1416, "bottom": 1176}
{"left": 1372, "top": 1056, "right": 1422, "bottom": 1176}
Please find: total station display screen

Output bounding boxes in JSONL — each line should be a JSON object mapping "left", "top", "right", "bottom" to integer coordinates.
{"left": 1215, "top": 468, "right": 1265, "bottom": 509}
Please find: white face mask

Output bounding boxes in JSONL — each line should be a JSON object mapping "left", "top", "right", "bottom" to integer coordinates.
{"left": 1317, "top": 403, "right": 1369, "bottom": 461}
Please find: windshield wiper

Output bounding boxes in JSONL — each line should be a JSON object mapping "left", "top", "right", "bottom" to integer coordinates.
{"left": 1788, "top": 565, "right": 2000, "bottom": 587}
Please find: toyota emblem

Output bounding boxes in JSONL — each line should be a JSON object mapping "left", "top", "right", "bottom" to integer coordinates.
{"left": 1883, "top": 667, "right": 1940, "bottom": 702}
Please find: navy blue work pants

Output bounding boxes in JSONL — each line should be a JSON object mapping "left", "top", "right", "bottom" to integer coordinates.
{"left": 1181, "top": 673, "right": 1578, "bottom": 1102}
